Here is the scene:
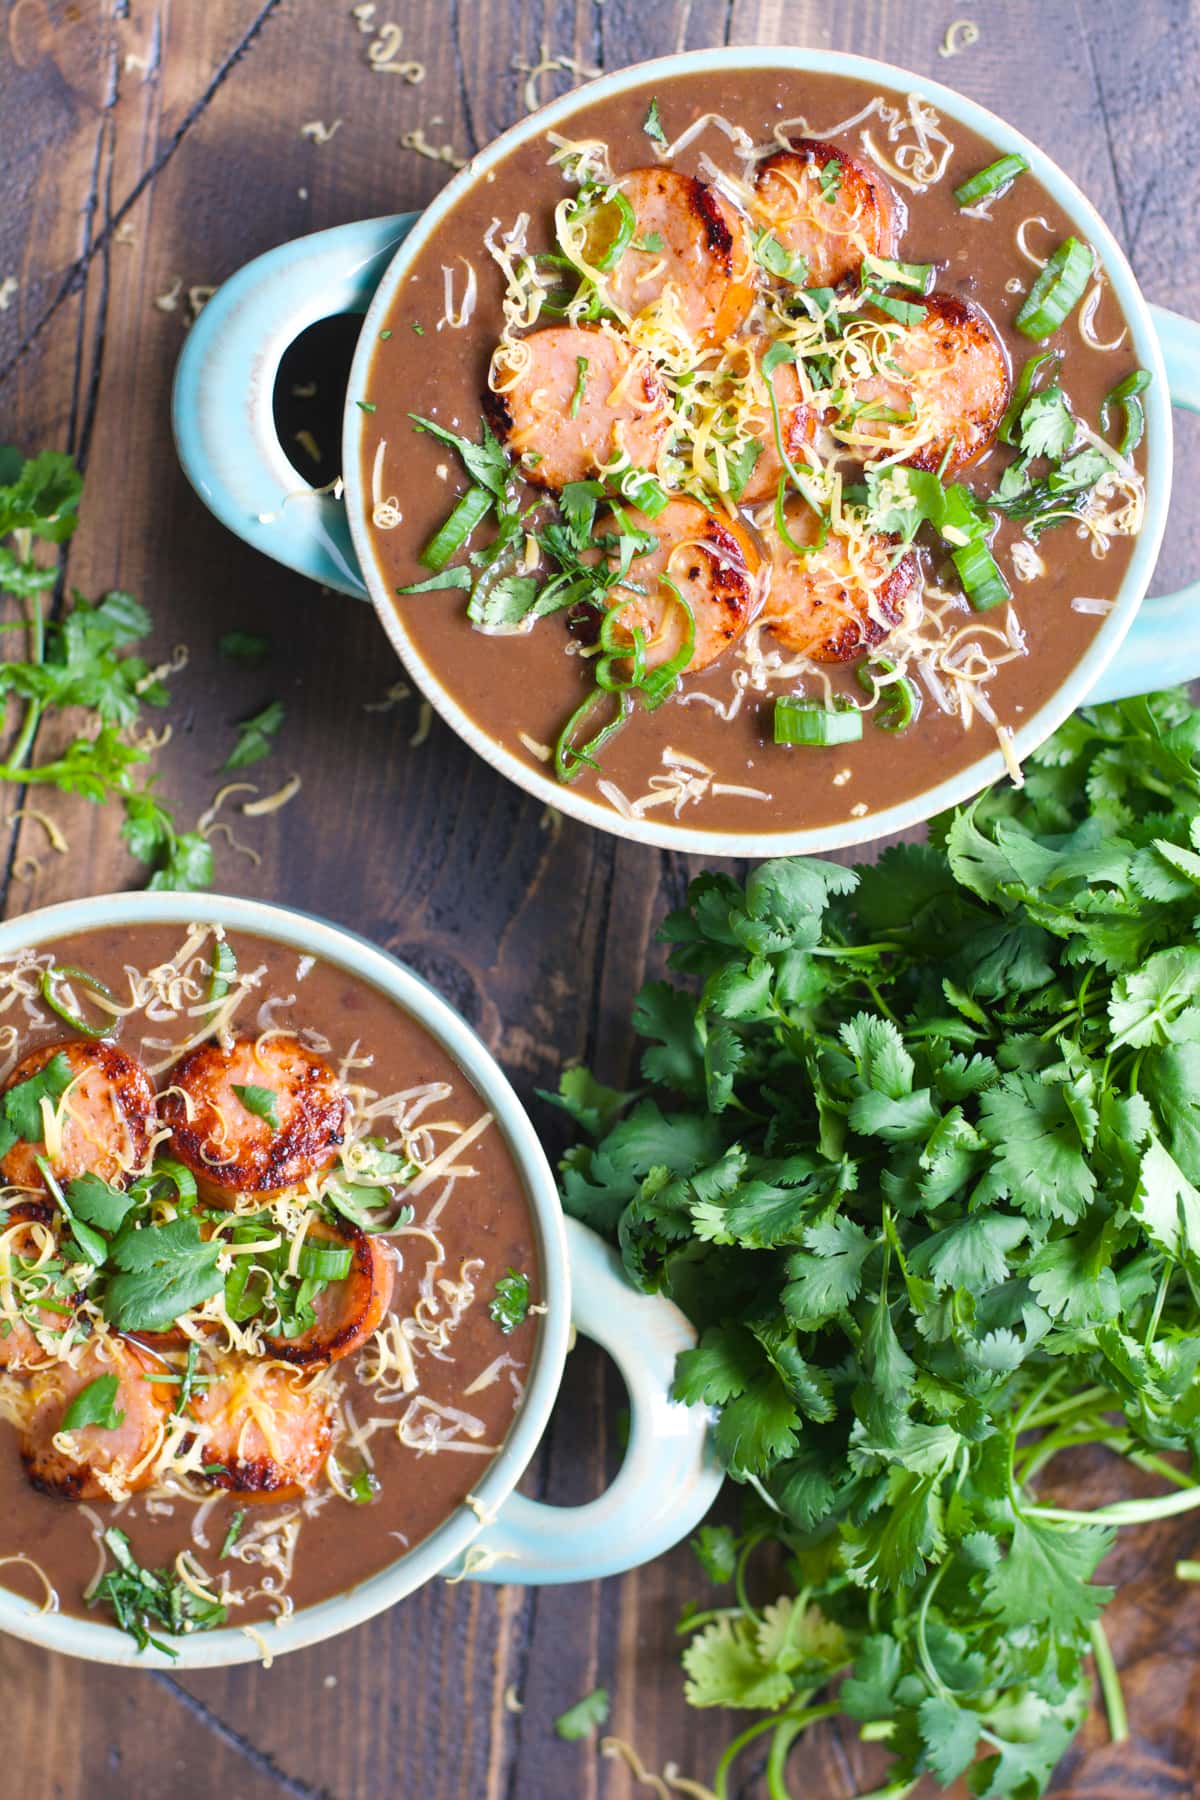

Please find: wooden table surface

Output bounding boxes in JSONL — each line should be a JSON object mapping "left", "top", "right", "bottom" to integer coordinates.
{"left": 2, "top": 2, "right": 1200, "bottom": 1795}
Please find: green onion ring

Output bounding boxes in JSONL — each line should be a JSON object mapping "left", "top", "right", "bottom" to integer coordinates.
{"left": 40, "top": 966, "right": 119, "bottom": 1040}
{"left": 554, "top": 688, "right": 634, "bottom": 785}
{"left": 1101, "top": 368, "right": 1152, "bottom": 458}
{"left": 1014, "top": 237, "right": 1093, "bottom": 339}
{"left": 856, "top": 657, "right": 919, "bottom": 731}
{"left": 999, "top": 350, "right": 1063, "bottom": 446}
{"left": 418, "top": 485, "right": 493, "bottom": 572}
{"left": 953, "top": 153, "right": 1030, "bottom": 207}
{"left": 952, "top": 536, "right": 1012, "bottom": 611}
{"left": 774, "top": 697, "right": 864, "bottom": 747}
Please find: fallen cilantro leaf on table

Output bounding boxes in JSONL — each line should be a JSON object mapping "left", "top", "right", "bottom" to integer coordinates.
{"left": 554, "top": 1687, "right": 610, "bottom": 1740}
{"left": 0, "top": 445, "right": 211, "bottom": 893}
{"left": 222, "top": 698, "right": 285, "bottom": 770}
{"left": 555, "top": 685, "right": 1200, "bottom": 1797}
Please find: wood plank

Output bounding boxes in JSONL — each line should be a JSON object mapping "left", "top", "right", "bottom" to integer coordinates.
{"left": 0, "top": 1, "right": 1197, "bottom": 1796}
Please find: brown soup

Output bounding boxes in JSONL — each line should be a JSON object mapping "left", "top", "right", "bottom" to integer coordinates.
{"left": 0, "top": 924, "right": 540, "bottom": 1648}
{"left": 361, "top": 67, "right": 1148, "bottom": 834}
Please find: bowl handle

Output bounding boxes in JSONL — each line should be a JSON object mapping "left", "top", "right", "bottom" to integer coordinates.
{"left": 171, "top": 215, "right": 418, "bottom": 599}
{"left": 1086, "top": 304, "right": 1200, "bottom": 703}
{"left": 449, "top": 1218, "right": 723, "bottom": 1585}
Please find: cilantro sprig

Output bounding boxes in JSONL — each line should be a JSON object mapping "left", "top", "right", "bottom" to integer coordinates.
{"left": 555, "top": 685, "right": 1200, "bottom": 1797}
{"left": 0, "top": 445, "right": 211, "bottom": 890}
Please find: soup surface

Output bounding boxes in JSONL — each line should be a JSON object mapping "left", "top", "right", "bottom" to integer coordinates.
{"left": 362, "top": 67, "right": 1148, "bottom": 833}
{"left": 0, "top": 924, "right": 540, "bottom": 1650}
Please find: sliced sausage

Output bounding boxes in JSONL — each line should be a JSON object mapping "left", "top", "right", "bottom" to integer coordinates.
{"left": 601, "top": 496, "right": 761, "bottom": 673}
{"left": 0, "top": 1040, "right": 156, "bottom": 1193}
{"left": 0, "top": 1203, "right": 72, "bottom": 1370}
{"left": 735, "top": 352, "right": 818, "bottom": 503}
{"left": 847, "top": 291, "right": 1010, "bottom": 475}
{"left": 188, "top": 1357, "right": 334, "bottom": 1498}
{"left": 762, "top": 503, "right": 918, "bottom": 661}
{"left": 485, "top": 324, "right": 670, "bottom": 490}
{"left": 603, "top": 168, "right": 755, "bottom": 348}
{"left": 754, "top": 139, "right": 898, "bottom": 288}
{"left": 263, "top": 1219, "right": 394, "bottom": 1368}
{"left": 161, "top": 1034, "right": 347, "bottom": 1198}
{"left": 20, "top": 1335, "right": 171, "bottom": 1500}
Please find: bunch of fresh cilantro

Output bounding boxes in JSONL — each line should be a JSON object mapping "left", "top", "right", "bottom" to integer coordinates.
{"left": 554, "top": 686, "right": 1200, "bottom": 1798}
{"left": 0, "top": 445, "right": 211, "bottom": 889}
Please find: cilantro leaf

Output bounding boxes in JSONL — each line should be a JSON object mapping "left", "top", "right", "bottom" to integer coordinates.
{"left": 218, "top": 631, "right": 270, "bottom": 667}
{"left": 232, "top": 1083, "right": 280, "bottom": 1131}
{"left": 222, "top": 699, "right": 285, "bottom": 771}
{"left": 62, "top": 1373, "right": 124, "bottom": 1432}
{"left": 985, "top": 1514, "right": 1115, "bottom": 1630}
{"left": 554, "top": 1687, "right": 610, "bottom": 1740}
{"left": 102, "top": 1219, "right": 224, "bottom": 1332}
{"left": 488, "top": 1268, "right": 530, "bottom": 1333}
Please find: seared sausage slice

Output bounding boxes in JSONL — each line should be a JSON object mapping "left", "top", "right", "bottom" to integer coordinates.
{"left": 762, "top": 503, "right": 917, "bottom": 661}
{"left": 0, "top": 1040, "right": 156, "bottom": 1193}
{"left": 162, "top": 1035, "right": 346, "bottom": 1198}
{"left": 754, "top": 139, "right": 898, "bottom": 288}
{"left": 0, "top": 1203, "right": 73, "bottom": 1369}
{"left": 189, "top": 1357, "right": 334, "bottom": 1499}
{"left": 736, "top": 353, "right": 818, "bottom": 503}
{"left": 263, "top": 1219, "right": 394, "bottom": 1368}
{"left": 20, "top": 1335, "right": 170, "bottom": 1500}
{"left": 602, "top": 496, "right": 761, "bottom": 673}
{"left": 848, "top": 292, "right": 1010, "bottom": 475}
{"left": 604, "top": 168, "right": 755, "bottom": 349}
{"left": 485, "top": 325, "right": 670, "bottom": 489}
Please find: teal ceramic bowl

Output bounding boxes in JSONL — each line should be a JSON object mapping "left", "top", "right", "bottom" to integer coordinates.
{"left": 0, "top": 893, "right": 721, "bottom": 1667}
{"left": 174, "top": 47, "right": 1200, "bottom": 855}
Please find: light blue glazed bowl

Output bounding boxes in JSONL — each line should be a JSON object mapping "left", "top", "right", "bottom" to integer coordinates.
{"left": 174, "top": 47, "right": 1200, "bottom": 855}
{"left": 0, "top": 893, "right": 721, "bottom": 1667}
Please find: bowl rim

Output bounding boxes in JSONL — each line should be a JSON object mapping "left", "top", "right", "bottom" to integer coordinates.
{"left": 0, "top": 890, "right": 570, "bottom": 1667}
{"left": 342, "top": 42, "right": 1171, "bottom": 857}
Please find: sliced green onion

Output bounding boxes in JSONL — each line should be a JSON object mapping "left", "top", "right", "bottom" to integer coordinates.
{"left": 953, "top": 153, "right": 1030, "bottom": 207}
{"left": 617, "top": 466, "right": 669, "bottom": 517}
{"left": 346, "top": 1466, "right": 379, "bottom": 1504}
{"left": 569, "top": 188, "right": 637, "bottom": 273}
{"left": 952, "top": 537, "right": 1012, "bottom": 611}
{"left": 754, "top": 230, "right": 809, "bottom": 285}
{"left": 856, "top": 657, "right": 919, "bottom": 731}
{"left": 569, "top": 356, "right": 590, "bottom": 420}
{"left": 418, "top": 485, "right": 493, "bottom": 572}
{"left": 638, "top": 579, "right": 694, "bottom": 709}
{"left": 208, "top": 939, "right": 237, "bottom": 1006}
{"left": 999, "top": 349, "right": 1062, "bottom": 445}
{"left": 1101, "top": 368, "right": 1152, "bottom": 458}
{"left": 40, "top": 966, "right": 118, "bottom": 1040}
{"left": 296, "top": 1242, "right": 353, "bottom": 1283}
{"left": 1014, "top": 237, "right": 1092, "bottom": 339}
{"left": 773, "top": 475, "right": 827, "bottom": 559}
{"left": 774, "top": 697, "right": 864, "bottom": 747}
{"left": 861, "top": 253, "right": 932, "bottom": 292}
{"left": 554, "top": 689, "right": 633, "bottom": 785}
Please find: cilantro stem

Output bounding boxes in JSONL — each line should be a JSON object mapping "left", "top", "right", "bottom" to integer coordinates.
{"left": 1018, "top": 1381, "right": 1107, "bottom": 1431}
{"left": 1089, "top": 1618, "right": 1129, "bottom": 1743}
{"left": 5, "top": 589, "right": 44, "bottom": 776}
{"left": 712, "top": 1702, "right": 840, "bottom": 1798}
{"left": 1031, "top": 1485, "right": 1200, "bottom": 1526}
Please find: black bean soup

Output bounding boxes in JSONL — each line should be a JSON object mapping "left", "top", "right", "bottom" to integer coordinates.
{"left": 362, "top": 68, "right": 1147, "bottom": 832}
{"left": 0, "top": 924, "right": 540, "bottom": 1645}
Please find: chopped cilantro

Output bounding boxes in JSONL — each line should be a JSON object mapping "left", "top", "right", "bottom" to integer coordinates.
{"left": 488, "top": 1268, "right": 530, "bottom": 1334}
{"left": 62, "top": 1373, "right": 124, "bottom": 1432}
{"left": 102, "top": 1218, "right": 223, "bottom": 1333}
{"left": 554, "top": 1687, "right": 610, "bottom": 1740}
{"left": 222, "top": 699, "right": 284, "bottom": 771}
{"left": 569, "top": 355, "right": 589, "bottom": 420}
{"left": 817, "top": 158, "right": 841, "bottom": 203}
{"left": 220, "top": 1508, "right": 245, "bottom": 1556}
{"left": 217, "top": 631, "right": 270, "bottom": 668}
{"left": 90, "top": 1527, "right": 225, "bottom": 1655}
{"left": 232, "top": 1083, "right": 280, "bottom": 1131}
{"left": 0, "top": 1050, "right": 73, "bottom": 1159}
{"left": 642, "top": 97, "right": 666, "bottom": 147}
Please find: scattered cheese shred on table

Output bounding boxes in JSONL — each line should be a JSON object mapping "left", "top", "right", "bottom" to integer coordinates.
{"left": 512, "top": 40, "right": 602, "bottom": 114}
{"left": 300, "top": 119, "right": 342, "bottom": 144}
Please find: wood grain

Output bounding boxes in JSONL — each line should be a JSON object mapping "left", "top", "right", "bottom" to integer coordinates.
{"left": 0, "top": 1, "right": 1198, "bottom": 1795}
